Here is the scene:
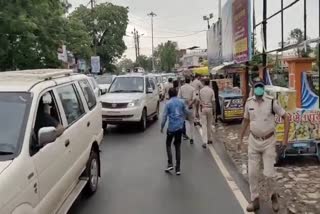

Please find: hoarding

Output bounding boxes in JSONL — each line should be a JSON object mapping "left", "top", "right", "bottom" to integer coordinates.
{"left": 91, "top": 56, "right": 100, "bottom": 74}
{"left": 232, "top": 0, "right": 251, "bottom": 63}
{"left": 221, "top": 0, "right": 234, "bottom": 62}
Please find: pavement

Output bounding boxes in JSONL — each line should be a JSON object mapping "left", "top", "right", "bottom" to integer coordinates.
{"left": 69, "top": 115, "right": 246, "bottom": 214}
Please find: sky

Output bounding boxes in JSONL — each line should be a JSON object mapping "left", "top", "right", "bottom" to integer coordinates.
{"left": 69, "top": 0, "right": 319, "bottom": 60}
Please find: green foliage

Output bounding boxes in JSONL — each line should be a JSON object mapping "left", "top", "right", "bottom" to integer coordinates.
{"left": 70, "top": 3, "right": 129, "bottom": 68}
{"left": 288, "top": 28, "right": 312, "bottom": 57}
{"left": 0, "top": 0, "right": 66, "bottom": 71}
{"left": 135, "top": 55, "right": 152, "bottom": 71}
{"left": 155, "top": 41, "right": 178, "bottom": 72}
{"left": 117, "top": 58, "right": 134, "bottom": 72}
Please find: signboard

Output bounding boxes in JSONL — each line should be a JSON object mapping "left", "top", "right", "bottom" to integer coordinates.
{"left": 214, "top": 79, "right": 233, "bottom": 91}
{"left": 91, "top": 56, "right": 100, "bottom": 74}
{"left": 222, "top": 0, "right": 234, "bottom": 62}
{"left": 275, "top": 110, "right": 320, "bottom": 142}
{"left": 222, "top": 96, "right": 244, "bottom": 120}
{"left": 232, "top": 0, "right": 251, "bottom": 63}
{"left": 57, "top": 45, "right": 68, "bottom": 63}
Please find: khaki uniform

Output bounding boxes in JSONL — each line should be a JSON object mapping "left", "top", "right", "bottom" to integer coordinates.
{"left": 199, "top": 86, "right": 215, "bottom": 144}
{"left": 244, "top": 95, "right": 285, "bottom": 201}
{"left": 178, "top": 83, "right": 196, "bottom": 140}
{"left": 191, "top": 79, "right": 203, "bottom": 122}
{"left": 164, "top": 82, "right": 173, "bottom": 100}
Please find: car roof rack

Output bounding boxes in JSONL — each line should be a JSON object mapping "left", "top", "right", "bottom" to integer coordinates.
{"left": 0, "top": 69, "right": 73, "bottom": 80}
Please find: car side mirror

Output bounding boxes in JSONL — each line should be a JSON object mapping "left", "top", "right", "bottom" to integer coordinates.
{"left": 38, "top": 127, "right": 57, "bottom": 147}
{"left": 147, "top": 88, "right": 153, "bottom": 94}
{"left": 100, "top": 89, "right": 107, "bottom": 95}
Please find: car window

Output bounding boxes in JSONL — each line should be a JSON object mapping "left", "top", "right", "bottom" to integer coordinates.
{"left": 57, "top": 84, "right": 85, "bottom": 125}
{"left": 109, "top": 77, "right": 144, "bottom": 93}
{"left": 146, "top": 78, "right": 151, "bottom": 89}
{"left": 0, "top": 92, "right": 32, "bottom": 160}
{"left": 150, "top": 79, "right": 156, "bottom": 90}
{"left": 79, "top": 79, "right": 97, "bottom": 110}
{"left": 89, "top": 78, "right": 97, "bottom": 89}
{"left": 97, "top": 76, "right": 113, "bottom": 84}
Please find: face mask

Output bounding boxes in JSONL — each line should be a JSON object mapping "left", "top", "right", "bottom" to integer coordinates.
{"left": 254, "top": 87, "right": 264, "bottom": 96}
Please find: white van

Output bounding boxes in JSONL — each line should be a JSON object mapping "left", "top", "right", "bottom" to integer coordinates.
{"left": 0, "top": 69, "right": 104, "bottom": 214}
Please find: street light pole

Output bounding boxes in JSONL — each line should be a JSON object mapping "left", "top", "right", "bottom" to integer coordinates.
{"left": 148, "top": 12, "right": 157, "bottom": 72}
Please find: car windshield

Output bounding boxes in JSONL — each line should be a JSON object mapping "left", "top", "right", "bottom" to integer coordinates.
{"left": 109, "top": 77, "right": 144, "bottom": 93}
{"left": 0, "top": 92, "right": 32, "bottom": 160}
{"left": 97, "top": 76, "right": 113, "bottom": 84}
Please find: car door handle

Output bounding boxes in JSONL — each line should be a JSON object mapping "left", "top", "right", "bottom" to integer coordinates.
{"left": 87, "top": 121, "right": 91, "bottom": 127}
{"left": 65, "top": 140, "right": 70, "bottom": 147}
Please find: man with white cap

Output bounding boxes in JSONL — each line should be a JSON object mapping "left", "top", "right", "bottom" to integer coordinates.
{"left": 239, "top": 80, "right": 289, "bottom": 212}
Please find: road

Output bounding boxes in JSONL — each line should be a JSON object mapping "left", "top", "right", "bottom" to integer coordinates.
{"left": 69, "top": 116, "right": 245, "bottom": 214}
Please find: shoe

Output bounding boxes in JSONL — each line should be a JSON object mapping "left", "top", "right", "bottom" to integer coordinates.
{"left": 208, "top": 141, "right": 213, "bottom": 144}
{"left": 202, "top": 144, "right": 207, "bottom": 149}
{"left": 190, "top": 139, "right": 194, "bottom": 144}
{"left": 176, "top": 169, "right": 181, "bottom": 176}
{"left": 165, "top": 165, "right": 174, "bottom": 173}
{"left": 183, "top": 135, "right": 189, "bottom": 140}
{"left": 271, "top": 193, "right": 280, "bottom": 212}
{"left": 246, "top": 198, "right": 260, "bottom": 212}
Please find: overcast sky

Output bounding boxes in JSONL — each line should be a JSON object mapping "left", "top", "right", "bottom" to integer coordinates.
{"left": 69, "top": 0, "right": 319, "bottom": 60}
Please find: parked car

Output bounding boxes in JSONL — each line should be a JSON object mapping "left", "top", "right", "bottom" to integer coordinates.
{"left": 96, "top": 75, "right": 115, "bottom": 94}
{"left": 100, "top": 73, "right": 160, "bottom": 131}
{"left": 147, "top": 74, "right": 164, "bottom": 100}
{"left": 88, "top": 76, "right": 101, "bottom": 98}
{"left": 0, "top": 69, "right": 103, "bottom": 214}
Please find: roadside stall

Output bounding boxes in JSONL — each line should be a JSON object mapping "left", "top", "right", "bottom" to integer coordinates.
{"left": 219, "top": 91, "right": 244, "bottom": 122}
{"left": 265, "top": 85, "right": 320, "bottom": 162}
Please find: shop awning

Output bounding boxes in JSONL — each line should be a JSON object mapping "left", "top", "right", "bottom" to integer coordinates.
{"left": 210, "top": 62, "right": 234, "bottom": 74}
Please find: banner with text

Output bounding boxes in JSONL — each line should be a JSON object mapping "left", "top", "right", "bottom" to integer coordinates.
{"left": 232, "top": 0, "right": 251, "bottom": 63}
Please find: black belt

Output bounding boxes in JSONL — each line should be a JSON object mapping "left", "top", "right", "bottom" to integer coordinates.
{"left": 251, "top": 132, "right": 274, "bottom": 141}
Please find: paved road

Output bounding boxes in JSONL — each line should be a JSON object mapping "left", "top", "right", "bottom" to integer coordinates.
{"left": 69, "top": 117, "right": 245, "bottom": 214}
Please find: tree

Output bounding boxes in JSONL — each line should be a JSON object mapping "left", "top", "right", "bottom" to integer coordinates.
{"left": 135, "top": 55, "right": 152, "bottom": 71}
{"left": 288, "top": 28, "right": 312, "bottom": 57}
{"left": 70, "top": 3, "right": 129, "bottom": 69}
{"left": 64, "top": 18, "right": 92, "bottom": 62}
{"left": 117, "top": 58, "right": 134, "bottom": 72}
{"left": 155, "top": 41, "right": 178, "bottom": 72}
{"left": 0, "top": 0, "right": 66, "bottom": 71}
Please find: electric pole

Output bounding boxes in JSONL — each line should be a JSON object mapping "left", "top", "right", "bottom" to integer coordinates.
{"left": 203, "top": 13, "right": 214, "bottom": 30}
{"left": 148, "top": 12, "right": 157, "bottom": 71}
{"left": 132, "top": 28, "right": 138, "bottom": 60}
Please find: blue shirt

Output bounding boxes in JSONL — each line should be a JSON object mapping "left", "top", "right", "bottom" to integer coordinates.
{"left": 161, "top": 97, "right": 188, "bottom": 132}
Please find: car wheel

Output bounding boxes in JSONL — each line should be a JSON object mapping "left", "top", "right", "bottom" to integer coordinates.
{"left": 154, "top": 104, "right": 159, "bottom": 121}
{"left": 139, "top": 109, "right": 147, "bottom": 131}
{"left": 84, "top": 150, "right": 99, "bottom": 196}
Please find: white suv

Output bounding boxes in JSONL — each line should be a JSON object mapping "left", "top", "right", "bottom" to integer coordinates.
{"left": 0, "top": 69, "right": 103, "bottom": 214}
{"left": 100, "top": 74, "right": 160, "bottom": 131}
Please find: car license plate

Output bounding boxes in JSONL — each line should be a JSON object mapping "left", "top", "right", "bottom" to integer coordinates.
{"left": 108, "top": 111, "right": 120, "bottom": 114}
{"left": 293, "top": 143, "right": 309, "bottom": 148}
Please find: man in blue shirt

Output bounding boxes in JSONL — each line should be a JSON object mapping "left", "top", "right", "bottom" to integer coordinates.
{"left": 161, "top": 88, "right": 188, "bottom": 175}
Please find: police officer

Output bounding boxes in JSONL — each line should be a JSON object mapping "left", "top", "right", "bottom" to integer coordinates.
{"left": 178, "top": 77, "right": 196, "bottom": 144}
{"left": 191, "top": 74, "right": 203, "bottom": 126}
{"left": 239, "top": 81, "right": 289, "bottom": 212}
{"left": 198, "top": 78, "right": 215, "bottom": 149}
{"left": 164, "top": 78, "right": 174, "bottom": 101}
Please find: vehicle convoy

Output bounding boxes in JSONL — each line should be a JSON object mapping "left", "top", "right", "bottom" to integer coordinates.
{"left": 100, "top": 74, "right": 160, "bottom": 131}
{"left": 0, "top": 69, "right": 103, "bottom": 214}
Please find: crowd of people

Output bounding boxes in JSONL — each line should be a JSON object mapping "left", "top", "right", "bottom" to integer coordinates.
{"left": 160, "top": 73, "right": 290, "bottom": 213}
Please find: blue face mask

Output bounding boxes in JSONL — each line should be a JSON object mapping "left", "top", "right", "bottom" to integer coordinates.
{"left": 254, "top": 87, "right": 264, "bottom": 96}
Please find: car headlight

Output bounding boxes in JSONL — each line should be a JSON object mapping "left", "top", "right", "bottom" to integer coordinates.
{"left": 128, "top": 99, "right": 141, "bottom": 107}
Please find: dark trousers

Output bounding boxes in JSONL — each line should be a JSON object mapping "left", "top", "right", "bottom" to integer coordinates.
{"left": 166, "top": 129, "right": 182, "bottom": 170}
{"left": 182, "top": 121, "right": 186, "bottom": 136}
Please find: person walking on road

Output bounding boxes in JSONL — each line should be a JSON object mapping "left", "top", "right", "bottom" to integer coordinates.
{"left": 191, "top": 74, "right": 203, "bottom": 127}
{"left": 239, "top": 81, "right": 289, "bottom": 212}
{"left": 198, "top": 78, "right": 215, "bottom": 148}
{"left": 178, "top": 77, "right": 196, "bottom": 144}
{"left": 211, "top": 80, "right": 221, "bottom": 123}
{"left": 164, "top": 78, "right": 174, "bottom": 101}
{"left": 161, "top": 88, "right": 188, "bottom": 175}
